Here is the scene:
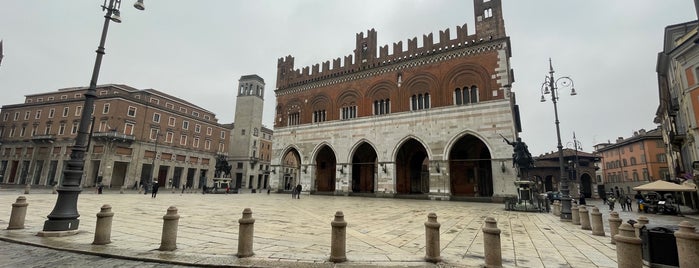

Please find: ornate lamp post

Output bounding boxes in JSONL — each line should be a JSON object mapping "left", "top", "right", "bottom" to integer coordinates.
{"left": 43, "top": 0, "right": 145, "bottom": 232}
{"left": 540, "top": 58, "right": 577, "bottom": 221}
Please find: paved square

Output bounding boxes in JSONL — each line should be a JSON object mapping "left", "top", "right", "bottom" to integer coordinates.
{"left": 0, "top": 188, "right": 697, "bottom": 267}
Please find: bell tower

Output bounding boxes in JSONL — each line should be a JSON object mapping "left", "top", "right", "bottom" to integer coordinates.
{"left": 474, "top": 0, "right": 506, "bottom": 39}
{"left": 229, "top": 74, "right": 265, "bottom": 189}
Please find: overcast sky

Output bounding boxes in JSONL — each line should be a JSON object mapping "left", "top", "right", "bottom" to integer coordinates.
{"left": 0, "top": 0, "right": 696, "bottom": 156}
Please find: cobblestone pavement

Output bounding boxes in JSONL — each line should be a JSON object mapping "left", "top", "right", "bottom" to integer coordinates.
{"left": 0, "top": 188, "right": 697, "bottom": 267}
{"left": 0, "top": 240, "right": 193, "bottom": 268}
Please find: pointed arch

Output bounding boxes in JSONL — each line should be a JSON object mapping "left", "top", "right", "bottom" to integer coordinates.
{"left": 446, "top": 132, "right": 493, "bottom": 196}
{"left": 312, "top": 142, "right": 337, "bottom": 192}
{"left": 393, "top": 136, "right": 431, "bottom": 194}
{"left": 349, "top": 140, "right": 378, "bottom": 193}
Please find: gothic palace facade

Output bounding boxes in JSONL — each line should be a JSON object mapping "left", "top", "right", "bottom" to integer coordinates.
{"left": 271, "top": 0, "right": 522, "bottom": 200}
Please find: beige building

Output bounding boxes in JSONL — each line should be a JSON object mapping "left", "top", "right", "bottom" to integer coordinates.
{"left": 0, "top": 84, "right": 228, "bottom": 190}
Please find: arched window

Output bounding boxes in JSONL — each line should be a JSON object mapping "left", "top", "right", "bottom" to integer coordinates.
{"left": 411, "top": 93, "right": 430, "bottom": 111}
{"left": 455, "top": 88, "right": 462, "bottom": 105}
{"left": 373, "top": 99, "right": 390, "bottom": 115}
{"left": 470, "top": 86, "right": 479, "bottom": 103}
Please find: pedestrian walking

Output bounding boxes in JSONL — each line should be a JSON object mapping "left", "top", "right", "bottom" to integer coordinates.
{"left": 626, "top": 196, "right": 633, "bottom": 211}
{"left": 607, "top": 195, "right": 616, "bottom": 211}
{"left": 181, "top": 184, "right": 186, "bottom": 194}
{"left": 151, "top": 181, "right": 159, "bottom": 198}
{"left": 295, "top": 184, "right": 302, "bottom": 199}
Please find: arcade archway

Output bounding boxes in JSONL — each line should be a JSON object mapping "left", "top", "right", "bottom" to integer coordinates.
{"left": 449, "top": 134, "right": 493, "bottom": 196}
{"left": 315, "top": 145, "right": 337, "bottom": 192}
{"left": 281, "top": 148, "right": 301, "bottom": 191}
{"left": 351, "top": 142, "right": 376, "bottom": 193}
{"left": 396, "top": 138, "right": 429, "bottom": 194}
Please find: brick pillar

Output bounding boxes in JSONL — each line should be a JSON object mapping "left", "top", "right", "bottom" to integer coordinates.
{"left": 424, "top": 212, "right": 441, "bottom": 263}
{"left": 608, "top": 211, "right": 622, "bottom": 244}
{"left": 236, "top": 208, "right": 255, "bottom": 258}
{"left": 675, "top": 221, "right": 699, "bottom": 268}
{"left": 7, "top": 196, "right": 28, "bottom": 230}
{"left": 614, "top": 223, "right": 642, "bottom": 268}
{"left": 329, "top": 211, "right": 347, "bottom": 263}
{"left": 571, "top": 204, "right": 580, "bottom": 225}
{"left": 159, "top": 206, "right": 180, "bottom": 251}
{"left": 482, "top": 217, "right": 502, "bottom": 268}
{"left": 579, "top": 206, "right": 591, "bottom": 230}
{"left": 92, "top": 204, "right": 114, "bottom": 245}
{"left": 590, "top": 207, "right": 605, "bottom": 236}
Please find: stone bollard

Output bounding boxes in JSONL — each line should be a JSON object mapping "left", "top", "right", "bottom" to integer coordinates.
{"left": 24, "top": 184, "right": 30, "bottom": 194}
{"left": 634, "top": 216, "right": 649, "bottom": 238}
{"left": 590, "top": 207, "right": 605, "bottom": 236}
{"left": 52, "top": 185, "right": 57, "bottom": 194}
{"left": 608, "top": 211, "right": 622, "bottom": 244}
{"left": 93, "top": 204, "right": 115, "bottom": 245}
{"left": 236, "top": 208, "right": 255, "bottom": 258}
{"left": 7, "top": 196, "right": 28, "bottom": 230}
{"left": 675, "top": 221, "right": 699, "bottom": 268}
{"left": 482, "top": 217, "right": 502, "bottom": 268}
{"left": 614, "top": 223, "right": 642, "bottom": 268}
{"left": 120, "top": 186, "right": 125, "bottom": 194}
{"left": 424, "top": 212, "right": 441, "bottom": 263}
{"left": 329, "top": 211, "right": 347, "bottom": 263}
{"left": 571, "top": 204, "right": 580, "bottom": 225}
{"left": 579, "top": 206, "right": 591, "bottom": 230}
{"left": 159, "top": 206, "right": 180, "bottom": 251}
{"left": 553, "top": 200, "right": 560, "bottom": 216}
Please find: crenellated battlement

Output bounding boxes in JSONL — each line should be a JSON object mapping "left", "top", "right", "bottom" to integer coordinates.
{"left": 276, "top": 0, "right": 505, "bottom": 90}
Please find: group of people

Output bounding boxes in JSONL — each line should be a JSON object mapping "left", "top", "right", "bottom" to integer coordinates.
{"left": 606, "top": 194, "right": 633, "bottom": 211}
{"left": 290, "top": 183, "right": 302, "bottom": 199}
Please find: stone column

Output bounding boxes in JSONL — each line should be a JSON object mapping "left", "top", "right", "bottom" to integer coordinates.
{"left": 579, "top": 206, "right": 591, "bottom": 230}
{"left": 24, "top": 184, "right": 30, "bottom": 194}
{"left": 329, "top": 211, "right": 347, "bottom": 263}
{"left": 634, "top": 216, "right": 649, "bottom": 238}
{"left": 159, "top": 206, "right": 180, "bottom": 251}
{"left": 237, "top": 208, "right": 255, "bottom": 258}
{"left": 7, "top": 196, "right": 28, "bottom": 230}
{"left": 590, "top": 207, "right": 605, "bottom": 236}
{"left": 93, "top": 204, "right": 114, "bottom": 245}
{"left": 675, "top": 221, "right": 699, "bottom": 268}
{"left": 482, "top": 217, "right": 502, "bottom": 268}
{"left": 571, "top": 204, "right": 580, "bottom": 225}
{"left": 424, "top": 212, "right": 441, "bottom": 263}
{"left": 614, "top": 223, "right": 642, "bottom": 268}
{"left": 608, "top": 211, "right": 622, "bottom": 244}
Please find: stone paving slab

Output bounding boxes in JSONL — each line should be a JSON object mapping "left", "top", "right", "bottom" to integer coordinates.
{"left": 0, "top": 189, "right": 698, "bottom": 267}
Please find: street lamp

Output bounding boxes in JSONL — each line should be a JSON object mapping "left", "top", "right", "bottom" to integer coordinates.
{"left": 42, "top": 0, "right": 145, "bottom": 232}
{"left": 540, "top": 58, "right": 576, "bottom": 221}
{"left": 150, "top": 132, "right": 161, "bottom": 187}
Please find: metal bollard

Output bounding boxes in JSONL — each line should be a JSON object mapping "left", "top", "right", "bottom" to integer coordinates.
{"left": 482, "top": 217, "right": 502, "bottom": 268}
{"left": 93, "top": 204, "right": 114, "bottom": 245}
{"left": 634, "top": 216, "right": 649, "bottom": 238}
{"left": 579, "top": 206, "right": 591, "bottom": 230}
{"left": 24, "top": 184, "right": 30, "bottom": 194}
{"left": 236, "top": 208, "right": 255, "bottom": 258}
{"left": 424, "top": 212, "right": 441, "bottom": 263}
{"left": 571, "top": 204, "right": 580, "bottom": 225}
{"left": 329, "top": 211, "right": 347, "bottom": 263}
{"left": 159, "top": 206, "right": 180, "bottom": 251}
{"left": 675, "top": 221, "right": 699, "bottom": 268}
{"left": 608, "top": 211, "right": 622, "bottom": 244}
{"left": 590, "top": 207, "right": 605, "bottom": 236}
{"left": 614, "top": 223, "right": 642, "bottom": 268}
{"left": 7, "top": 196, "right": 28, "bottom": 230}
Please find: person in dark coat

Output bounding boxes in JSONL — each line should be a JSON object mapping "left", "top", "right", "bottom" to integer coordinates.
{"left": 578, "top": 195, "right": 586, "bottom": 205}
{"left": 295, "top": 184, "right": 302, "bottom": 199}
{"left": 151, "top": 181, "right": 160, "bottom": 198}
